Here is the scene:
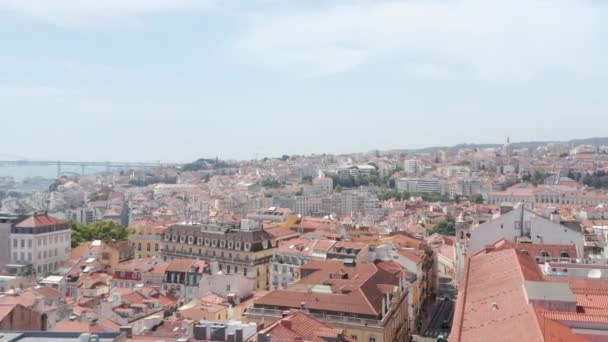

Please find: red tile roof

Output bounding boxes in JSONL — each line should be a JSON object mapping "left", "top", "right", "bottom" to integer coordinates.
{"left": 15, "top": 214, "right": 67, "bottom": 228}
{"left": 258, "top": 311, "right": 343, "bottom": 342}
{"left": 450, "top": 247, "right": 594, "bottom": 342}
{"left": 255, "top": 260, "right": 400, "bottom": 316}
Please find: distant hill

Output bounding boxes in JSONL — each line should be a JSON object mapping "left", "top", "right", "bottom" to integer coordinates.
{"left": 398, "top": 137, "right": 608, "bottom": 153}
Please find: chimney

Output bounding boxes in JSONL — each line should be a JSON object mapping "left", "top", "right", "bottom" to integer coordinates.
{"left": 227, "top": 333, "right": 236, "bottom": 342}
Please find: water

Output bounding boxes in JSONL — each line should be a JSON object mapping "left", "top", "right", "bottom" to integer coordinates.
{"left": 0, "top": 165, "right": 108, "bottom": 181}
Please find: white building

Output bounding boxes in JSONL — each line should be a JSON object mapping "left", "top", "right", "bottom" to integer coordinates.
{"left": 9, "top": 214, "right": 72, "bottom": 275}
{"left": 404, "top": 159, "right": 420, "bottom": 174}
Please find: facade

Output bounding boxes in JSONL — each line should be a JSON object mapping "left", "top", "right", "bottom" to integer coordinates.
{"left": 247, "top": 260, "right": 410, "bottom": 342}
{"left": 112, "top": 257, "right": 169, "bottom": 289}
{"left": 396, "top": 178, "right": 443, "bottom": 194}
{"left": 129, "top": 225, "right": 167, "bottom": 259}
{"left": 163, "top": 258, "right": 208, "bottom": 303}
{"left": 160, "top": 219, "right": 275, "bottom": 290}
{"left": 9, "top": 214, "right": 71, "bottom": 275}
{"left": 403, "top": 159, "right": 420, "bottom": 174}
{"left": 269, "top": 238, "right": 336, "bottom": 289}
{"left": 487, "top": 183, "right": 608, "bottom": 206}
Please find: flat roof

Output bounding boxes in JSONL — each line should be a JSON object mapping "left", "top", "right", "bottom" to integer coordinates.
{"left": 524, "top": 280, "right": 576, "bottom": 303}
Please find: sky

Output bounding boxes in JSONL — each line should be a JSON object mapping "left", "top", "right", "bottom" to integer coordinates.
{"left": 1, "top": 0, "right": 608, "bottom": 162}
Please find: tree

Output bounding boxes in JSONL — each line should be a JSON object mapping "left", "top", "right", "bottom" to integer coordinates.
{"left": 70, "top": 220, "right": 133, "bottom": 248}
{"left": 281, "top": 155, "right": 290, "bottom": 161}
{"left": 429, "top": 219, "right": 456, "bottom": 236}
{"left": 471, "top": 193, "right": 484, "bottom": 204}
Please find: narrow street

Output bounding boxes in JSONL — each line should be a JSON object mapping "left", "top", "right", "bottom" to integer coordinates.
{"left": 421, "top": 277, "right": 456, "bottom": 339}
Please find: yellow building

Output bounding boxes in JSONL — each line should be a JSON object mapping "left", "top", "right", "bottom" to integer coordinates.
{"left": 128, "top": 225, "right": 169, "bottom": 259}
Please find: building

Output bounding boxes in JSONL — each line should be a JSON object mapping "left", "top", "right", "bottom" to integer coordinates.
{"left": 450, "top": 246, "right": 608, "bottom": 341}
{"left": 269, "top": 238, "right": 336, "bottom": 289}
{"left": 71, "top": 240, "right": 134, "bottom": 273}
{"left": 160, "top": 219, "right": 275, "bottom": 290}
{"left": 247, "top": 207, "right": 293, "bottom": 223}
{"left": 396, "top": 178, "right": 442, "bottom": 194}
{"left": 67, "top": 208, "right": 95, "bottom": 224}
{"left": 0, "top": 304, "right": 45, "bottom": 331}
{"left": 487, "top": 183, "right": 608, "bottom": 206}
{"left": 128, "top": 224, "right": 168, "bottom": 259}
{"left": 403, "top": 159, "right": 420, "bottom": 175}
{"left": 247, "top": 260, "right": 410, "bottom": 342}
{"left": 112, "top": 257, "right": 169, "bottom": 289}
{"left": 251, "top": 311, "right": 349, "bottom": 342}
{"left": 192, "top": 320, "right": 258, "bottom": 342}
{"left": 460, "top": 205, "right": 585, "bottom": 256}
{"left": 9, "top": 214, "right": 71, "bottom": 275}
{"left": 163, "top": 258, "right": 208, "bottom": 303}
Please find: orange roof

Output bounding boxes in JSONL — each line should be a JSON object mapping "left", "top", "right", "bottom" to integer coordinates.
{"left": 52, "top": 321, "right": 106, "bottom": 333}
{"left": 259, "top": 311, "right": 342, "bottom": 342}
{"left": 451, "top": 247, "right": 594, "bottom": 342}
{"left": 16, "top": 214, "right": 67, "bottom": 228}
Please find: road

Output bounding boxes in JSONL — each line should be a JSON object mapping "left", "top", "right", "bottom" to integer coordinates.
{"left": 421, "top": 277, "right": 457, "bottom": 339}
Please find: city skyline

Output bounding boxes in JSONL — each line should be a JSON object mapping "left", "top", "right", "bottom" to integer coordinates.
{"left": 2, "top": 0, "right": 608, "bottom": 161}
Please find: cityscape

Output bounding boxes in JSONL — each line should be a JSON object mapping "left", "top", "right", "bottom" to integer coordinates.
{"left": 1, "top": 137, "right": 608, "bottom": 341}
{"left": 2, "top": 0, "right": 608, "bottom": 341}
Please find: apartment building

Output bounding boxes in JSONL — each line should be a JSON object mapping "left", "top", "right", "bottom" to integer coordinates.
{"left": 160, "top": 219, "right": 275, "bottom": 290}
{"left": 247, "top": 260, "right": 410, "bottom": 342}
{"left": 269, "top": 238, "right": 336, "bottom": 289}
{"left": 9, "top": 214, "right": 71, "bottom": 275}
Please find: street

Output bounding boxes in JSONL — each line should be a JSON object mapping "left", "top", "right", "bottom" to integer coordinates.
{"left": 422, "top": 277, "right": 456, "bottom": 338}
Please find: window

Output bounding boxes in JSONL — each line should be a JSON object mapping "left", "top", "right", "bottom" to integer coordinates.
{"left": 540, "top": 250, "right": 550, "bottom": 257}
{"left": 220, "top": 240, "right": 226, "bottom": 248}
{"left": 138, "top": 243, "right": 142, "bottom": 251}
{"left": 13, "top": 240, "right": 17, "bottom": 248}
{"left": 560, "top": 251, "right": 570, "bottom": 258}
{"left": 244, "top": 268, "right": 248, "bottom": 276}
{"left": 520, "top": 249, "right": 529, "bottom": 255}
{"left": 369, "top": 337, "right": 376, "bottom": 342}
{"left": 20, "top": 239, "right": 25, "bottom": 248}
{"left": 351, "top": 336, "right": 358, "bottom": 341}
{"left": 28, "top": 240, "right": 32, "bottom": 248}
{"left": 20, "top": 252, "right": 24, "bottom": 261}
{"left": 226, "top": 284, "right": 231, "bottom": 291}
{"left": 235, "top": 242, "right": 241, "bottom": 250}
{"left": 43, "top": 251, "right": 47, "bottom": 258}
{"left": 147, "top": 243, "right": 151, "bottom": 251}
{"left": 12, "top": 252, "right": 17, "bottom": 261}
{"left": 155, "top": 244, "right": 159, "bottom": 251}
{"left": 227, "top": 265, "right": 231, "bottom": 273}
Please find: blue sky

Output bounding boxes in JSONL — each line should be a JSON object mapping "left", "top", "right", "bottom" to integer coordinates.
{"left": 1, "top": 0, "right": 607, "bottom": 162}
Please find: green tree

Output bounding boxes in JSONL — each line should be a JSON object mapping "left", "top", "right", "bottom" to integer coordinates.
{"left": 471, "top": 193, "right": 484, "bottom": 204}
{"left": 429, "top": 219, "right": 456, "bottom": 235}
{"left": 70, "top": 220, "right": 133, "bottom": 248}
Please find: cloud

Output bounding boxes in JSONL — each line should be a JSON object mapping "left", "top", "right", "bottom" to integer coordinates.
{"left": 235, "top": 0, "right": 607, "bottom": 80}
{"left": 0, "top": 0, "right": 218, "bottom": 28}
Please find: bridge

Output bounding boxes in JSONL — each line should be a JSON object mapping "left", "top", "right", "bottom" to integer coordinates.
{"left": 0, "top": 160, "right": 183, "bottom": 177}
